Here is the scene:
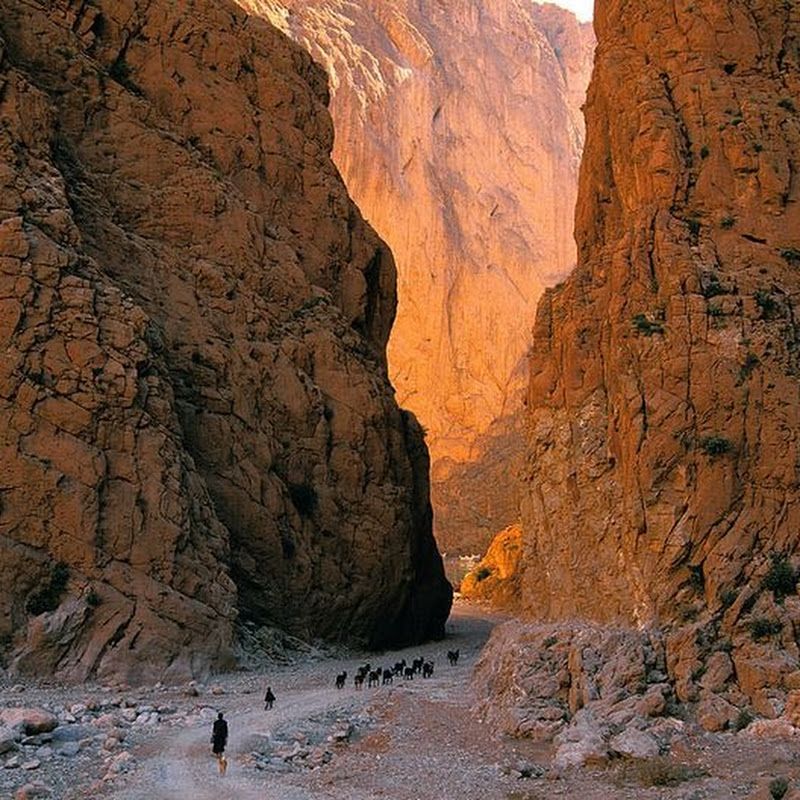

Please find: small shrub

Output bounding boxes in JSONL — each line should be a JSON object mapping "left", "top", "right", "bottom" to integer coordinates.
{"left": 755, "top": 289, "right": 780, "bottom": 319}
{"left": 688, "top": 564, "right": 705, "bottom": 591}
{"left": 754, "top": 142, "right": 764, "bottom": 153}
{"left": 626, "top": 756, "right": 707, "bottom": 787}
{"left": 475, "top": 567, "right": 492, "bottom": 582}
{"left": 86, "top": 589, "right": 102, "bottom": 608}
{"left": 700, "top": 436, "right": 734, "bottom": 457}
{"left": 720, "top": 588, "right": 738, "bottom": 608}
{"left": 723, "top": 62, "right": 737, "bottom": 74}
{"left": 700, "top": 145, "right": 710, "bottom": 159}
{"left": 708, "top": 304, "right": 725, "bottom": 318}
{"left": 701, "top": 273, "right": 725, "bottom": 298}
{"left": 738, "top": 351, "right": 760, "bottom": 383}
{"left": 731, "top": 116, "right": 744, "bottom": 126}
{"left": 734, "top": 708, "right": 754, "bottom": 731}
{"left": 770, "top": 777, "right": 790, "bottom": 800}
{"left": 778, "top": 98, "right": 796, "bottom": 113}
{"left": 686, "top": 217, "right": 702, "bottom": 236}
{"left": 750, "top": 617, "right": 783, "bottom": 640}
{"left": 762, "top": 553, "right": 797, "bottom": 601}
{"left": 543, "top": 635, "right": 558, "bottom": 647}
{"left": 780, "top": 247, "right": 800, "bottom": 264}
{"left": 632, "top": 314, "right": 665, "bottom": 337}
{"left": 720, "top": 216, "right": 736, "bottom": 229}
{"left": 26, "top": 561, "right": 70, "bottom": 615}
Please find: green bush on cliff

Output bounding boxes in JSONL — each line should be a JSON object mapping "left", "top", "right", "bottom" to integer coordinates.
{"left": 762, "top": 553, "right": 797, "bottom": 602}
{"left": 26, "top": 561, "right": 70, "bottom": 615}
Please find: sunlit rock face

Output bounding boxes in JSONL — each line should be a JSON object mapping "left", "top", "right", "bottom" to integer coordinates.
{"left": 0, "top": 0, "right": 450, "bottom": 683}
{"left": 244, "top": 0, "right": 594, "bottom": 553}
{"left": 522, "top": 0, "right": 800, "bottom": 704}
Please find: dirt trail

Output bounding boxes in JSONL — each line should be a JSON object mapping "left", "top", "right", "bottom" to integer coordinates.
{"left": 106, "top": 602, "right": 503, "bottom": 799}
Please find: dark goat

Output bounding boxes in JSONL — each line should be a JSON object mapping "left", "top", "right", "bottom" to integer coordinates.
{"left": 422, "top": 661, "right": 434, "bottom": 678}
{"left": 447, "top": 649, "right": 460, "bottom": 666}
{"left": 354, "top": 672, "right": 365, "bottom": 690}
{"left": 403, "top": 666, "right": 414, "bottom": 680}
{"left": 382, "top": 668, "right": 394, "bottom": 685}
{"left": 368, "top": 669, "right": 381, "bottom": 688}
{"left": 393, "top": 659, "right": 407, "bottom": 676}
{"left": 335, "top": 671, "right": 347, "bottom": 690}
{"left": 411, "top": 657, "right": 424, "bottom": 674}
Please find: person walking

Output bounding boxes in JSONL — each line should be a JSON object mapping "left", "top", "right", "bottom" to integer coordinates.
{"left": 264, "top": 686, "right": 276, "bottom": 710}
{"left": 211, "top": 711, "right": 229, "bottom": 775}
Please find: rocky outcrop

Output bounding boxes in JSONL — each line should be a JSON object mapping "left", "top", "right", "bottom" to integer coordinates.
{"left": 460, "top": 524, "right": 522, "bottom": 609}
{"left": 519, "top": 0, "right": 800, "bottom": 708}
{"left": 0, "top": 0, "right": 450, "bottom": 683}
{"left": 245, "top": 0, "right": 594, "bottom": 552}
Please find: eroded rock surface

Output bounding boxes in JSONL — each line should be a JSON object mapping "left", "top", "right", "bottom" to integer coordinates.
{"left": 244, "top": 0, "right": 594, "bottom": 553}
{"left": 460, "top": 524, "right": 522, "bottom": 609}
{"left": 518, "top": 0, "right": 800, "bottom": 707}
{"left": 0, "top": 0, "right": 450, "bottom": 683}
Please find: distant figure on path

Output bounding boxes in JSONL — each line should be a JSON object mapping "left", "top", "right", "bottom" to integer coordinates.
{"left": 264, "top": 686, "right": 276, "bottom": 710}
{"left": 212, "top": 712, "right": 229, "bottom": 775}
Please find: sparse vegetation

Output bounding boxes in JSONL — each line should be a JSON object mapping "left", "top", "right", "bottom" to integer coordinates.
{"left": 770, "top": 777, "right": 791, "bottom": 799}
{"left": 686, "top": 217, "right": 702, "bottom": 237}
{"left": 778, "top": 98, "right": 796, "bottom": 113}
{"left": 543, "top": 635, "right": 558, "bottom": 648}
{"left": 86, "top": 589, "right": 102, "bottom": 608}
{"left": 26, "top": 561, "right": 70, "bottom": 616}
{"left": 755, "top": 289, "right": 780, "bottom": 319}
{"left": 632, "top": 314, "right": 665, "bottom": 337}
{"left": 762, "top": 553, "right": 797, "bottom": 602}
{"left": 720, "top": 588, "right": 738, "bottom": 609}
{"left": 749, "top": 617, "right": 783, "bottom": 641}
{"left": 475, "top": 567, "right": 492, "bottom": 582}
{"left": 739, "top": 351, "right": 760, "bottom": 383}
{"left": 780, "top": 248, "right": 800, "bottom": 264}
{"left": 701, "top": 273, "right": 725, "bottom": 298}
{"left": 699, "top": 436, "right": 734, "bottom": 457}
{"left": 734, "top": 708, "right": 755, "bottom": 731}
{"left": 620, "top": 756, "right": 707, "bottom": 788}
{"left": 723, "top": 62, "right": 737, "bottom": 75}
{"left": 720, "top": 216, "right": 736, "bottom": 229}
{"left": 700, "top": 145, "right": 710, "bottom": 159}
{"left": 688, "top": 564, "right": 705, "bottom": 591}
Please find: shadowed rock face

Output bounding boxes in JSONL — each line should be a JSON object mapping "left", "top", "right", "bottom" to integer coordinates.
{"left": 0, "top": 0, "right": 450, "bottom": 683}
{"left": 522, "top": 0, "right": 800, "bottom": 703}
{"left": 244, "top": 0, "right": 594, "bottom": 554}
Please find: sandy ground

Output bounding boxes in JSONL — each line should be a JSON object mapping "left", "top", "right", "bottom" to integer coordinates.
{"left": 4, "top": 600, "right": 800, "bottom": 799}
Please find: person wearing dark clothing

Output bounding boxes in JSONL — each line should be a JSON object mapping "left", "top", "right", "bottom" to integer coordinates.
{"left": 211, "top": 712, "right": 229, "bottom": 775}
{"left": 264, "top": 686, "right": 276, "bottom": 710}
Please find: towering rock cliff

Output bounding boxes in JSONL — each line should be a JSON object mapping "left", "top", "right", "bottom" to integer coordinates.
{"left": 244, "top": 0, "right": 595, "bottom": 553}
{"left": 0, "top": 0, "right": 450, "bottom": 683}
{"left": 522, "top": 0, "right": 800, "bottom": 703}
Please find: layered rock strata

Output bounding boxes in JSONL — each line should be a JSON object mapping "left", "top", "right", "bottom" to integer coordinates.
{"left": 244, "top": 0, "right": 594, "bottom": 552}
{"left": 518, "top": 0, "right": 800, "bottom": 711}
{"left": 0, "top": 0, "right": 451, "bottom": 682}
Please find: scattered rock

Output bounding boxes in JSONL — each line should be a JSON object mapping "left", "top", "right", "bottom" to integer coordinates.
{"left": 608, "top": 728, "right": 660, "bottom": 760}
{"left": 0, "top": 710, "right": 58, "bottom": 736}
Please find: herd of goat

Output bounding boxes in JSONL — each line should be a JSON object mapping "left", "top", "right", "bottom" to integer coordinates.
{"left": 334, "top": 649, "right": 461, "bottom": 691}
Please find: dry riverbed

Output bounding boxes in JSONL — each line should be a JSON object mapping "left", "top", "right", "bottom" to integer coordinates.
{"left": 2, "top": 601, "right": 799, "bottom": 799}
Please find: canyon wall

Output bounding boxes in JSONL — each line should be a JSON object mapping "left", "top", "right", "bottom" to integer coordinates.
{"left": 521, "top": 0, "right": 800, "bottom": 704}
{"left": 0, "top": 0, "right": 451, "bottom": 683}
{"left": 246, "top": 0, "right": 594, "bottom": 554}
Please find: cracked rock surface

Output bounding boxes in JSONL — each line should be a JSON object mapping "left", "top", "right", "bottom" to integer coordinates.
{"left": 519, "top": 0, "right": 800, "bottom": 707}
{"left": 0, "top": 0, "right": 451, "bottom": 683}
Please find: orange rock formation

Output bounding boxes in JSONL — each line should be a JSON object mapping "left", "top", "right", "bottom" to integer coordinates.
{"left": 245, "top": 0, "right": 594, "bottom": 553}
{"left": 460, "top": 524, "right": 522, "bottom": 609}
{"left": 0, "top": 0, "right": 450, "bottom": 682}
{"left": 522, "top": 0, "right": 800, "bottom": 707}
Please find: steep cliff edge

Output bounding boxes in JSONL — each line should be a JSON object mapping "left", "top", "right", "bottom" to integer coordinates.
{"left": 243, "top": 0, "right": 594, "bottom": 554}
{"left": 522, "top": 0, "right": 800, "bottom": 706}
{"left": 0, "top": 0, "right": 450, "bottom": 683}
